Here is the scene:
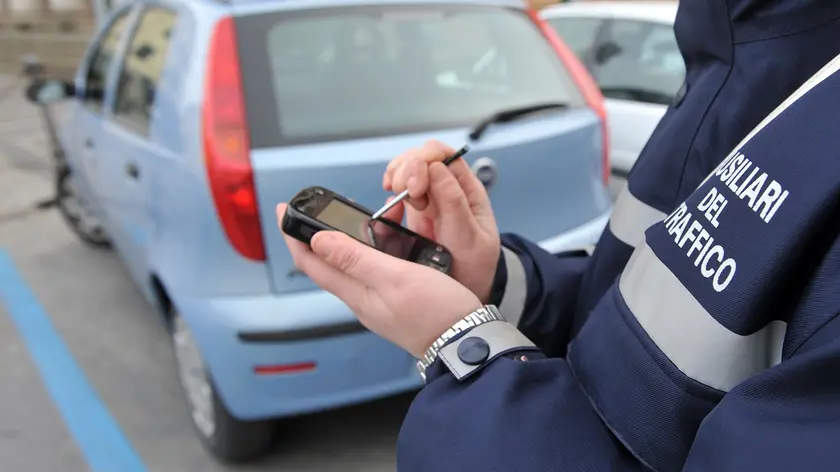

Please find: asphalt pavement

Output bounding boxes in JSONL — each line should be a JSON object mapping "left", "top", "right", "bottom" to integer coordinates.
{"left": 0, "top": 75, "right": 412, "bottom": 472}
{"left": 0, "top": 74, "right": 626, "bottom": 472}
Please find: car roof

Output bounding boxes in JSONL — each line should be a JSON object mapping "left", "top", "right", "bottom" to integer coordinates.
{"left": 540, "top": 1, "right": 678, "bottom": 24}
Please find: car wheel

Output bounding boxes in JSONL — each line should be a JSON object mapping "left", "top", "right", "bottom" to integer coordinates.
{"left": 55, "top": 166, "right": 111, "bottom": 248}
{"left": 170, "top": 311, "right": 276, "bottom": 463}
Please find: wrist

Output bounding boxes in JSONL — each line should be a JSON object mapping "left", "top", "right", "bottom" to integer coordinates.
{"left": 412, "top": 296, "right": 482, "bottom": 359}
{"left": 416, "top": 304, "right": 505, "bottom": 382}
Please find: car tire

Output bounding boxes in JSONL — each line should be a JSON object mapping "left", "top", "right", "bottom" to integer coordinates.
{"left": 55, "top": 166, "right": 111, "bottom": 249}
{"left": 170, "top": 311, "right": 276, "bottom": 463}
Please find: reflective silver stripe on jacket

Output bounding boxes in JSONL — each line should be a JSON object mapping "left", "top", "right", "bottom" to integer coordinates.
{"left": 499, "top": 246, "right": 528, "bottom": 326}
{"left": 609, "top": 184, "right": 668, "bottom": 248}
{"left": 499, "top": 183, "right": 662, "bottom": 325}
{"left": 620, "top": 241, "right": 785, "bottom": 392}
{"left": 609, "top": 55, "right": 840, "bottom": 392}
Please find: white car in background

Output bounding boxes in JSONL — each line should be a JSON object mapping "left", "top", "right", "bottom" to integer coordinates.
{"left": 542, "top": 1, "right": 683, "bottom": 176}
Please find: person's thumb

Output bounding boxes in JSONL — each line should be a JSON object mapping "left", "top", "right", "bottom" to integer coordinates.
{"left": 311, "top": 230, "right": 398, "bottom": 285}
{"left": 428, "top": 162, "right": 478, "bottom": 228}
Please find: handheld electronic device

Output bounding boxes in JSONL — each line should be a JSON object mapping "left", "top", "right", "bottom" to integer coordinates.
{"left": 282, "top": 186, "right": 452, "bottom": 274}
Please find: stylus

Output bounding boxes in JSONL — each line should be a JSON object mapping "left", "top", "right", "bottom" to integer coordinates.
{"left": 370, "top": 144, "right": 471, "bottom": 221}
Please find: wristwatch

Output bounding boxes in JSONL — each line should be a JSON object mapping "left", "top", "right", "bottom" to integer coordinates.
{"left": 416, "top": 305, "right": 506, "bottom": 382}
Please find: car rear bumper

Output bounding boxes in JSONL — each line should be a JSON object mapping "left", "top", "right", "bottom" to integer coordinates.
{"left": 171, "top": 290, "right": 421, "bottom": 421}
{"left": 171, "top": 209, "right": 611, "bottom": 421}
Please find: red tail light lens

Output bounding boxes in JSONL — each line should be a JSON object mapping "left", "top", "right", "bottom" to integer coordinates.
{"left": 253, "top": 362, "right": 317, "bottom": 376}
{"left": 203, "top": 17, "right": 266, "bottom": 261}
{"left": 527, "top": 9, "right": 611, "bottom": 185}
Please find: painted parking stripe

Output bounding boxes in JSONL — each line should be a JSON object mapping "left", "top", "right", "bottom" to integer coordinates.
{"left": 0, "top": 250, "right": 148, "bottom": 472}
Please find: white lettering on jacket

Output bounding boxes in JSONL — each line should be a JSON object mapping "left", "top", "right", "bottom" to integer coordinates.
{"left": 660, "top": 151, "right": 790, "bottom": 293}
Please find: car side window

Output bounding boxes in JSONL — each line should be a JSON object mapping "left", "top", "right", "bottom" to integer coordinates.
{"left": 112, "top": 7, "right": 177, "bottom": 135}
{"left": 82, "top": 10, "right": 131, "bottom": 112}
{"left": 591, "top": 19, "right": 685, "bottom": 105}
{"left": 544, "top": 17, "right": 603, "bottom": 65}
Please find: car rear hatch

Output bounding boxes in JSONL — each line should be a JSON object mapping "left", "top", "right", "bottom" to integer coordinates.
{"left": 220, "top": 2, "right": 611, "bottom": 294}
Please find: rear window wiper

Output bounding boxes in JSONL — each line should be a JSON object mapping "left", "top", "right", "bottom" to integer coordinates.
{"left": 468, "top": 102, "right": 569, "bottom": 141}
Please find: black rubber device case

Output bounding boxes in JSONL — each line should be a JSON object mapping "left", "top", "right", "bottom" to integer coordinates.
{"left": 281, "top": 186, "right": 452, "bottom": 275}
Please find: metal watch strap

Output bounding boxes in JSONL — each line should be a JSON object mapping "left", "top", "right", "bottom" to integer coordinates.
{"left": 416, "top": 305, "right": 506, "bottom": 382}
{"left": 438, "top": 321, "right": 536, "bottom": 380}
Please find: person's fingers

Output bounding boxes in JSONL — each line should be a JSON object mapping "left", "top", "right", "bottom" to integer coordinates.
{"left": 311, "top": 231, "right": 407, "bottom": 288}
{"left": 403, "top": 157, "right": 430, "bottom": 200}
{"left": 383, "top": 151, "right": 412, "bottom": 191}
{"left": 282, "top": 230, "right": 313, "bottom": 257}
{"left": 421, "top": 139, "right": 457, "bottom": 159}
{"left": 387, "top": 140, "right": 455, "bottom": 196}
{"left": 385, "top": 139, "right": 450, "bottom": 191}
{"left": 392, "top": 156, "right": 430, "bottom": 211}
{"left": 283, "top": 231, "right": 370, "bottom": 310}
{"left": 428, "top": 162, "right": 479, "bottom": 230}
{"left": 446, "top": 158, "right": 493, "bottom": 215}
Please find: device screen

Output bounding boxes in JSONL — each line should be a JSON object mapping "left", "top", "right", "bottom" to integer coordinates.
{"left": 315, "top": 198, "right": 418, "bottom": 259}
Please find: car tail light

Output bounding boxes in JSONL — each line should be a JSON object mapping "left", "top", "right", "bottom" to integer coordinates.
{"left": 202, "top": 16, "right": 266, "bottom": 261}
{"left": 527, "top": 9, "right": 611, "bottom": 185}
{"left": 253, "top": 362, "right": 317, "bottom": 376}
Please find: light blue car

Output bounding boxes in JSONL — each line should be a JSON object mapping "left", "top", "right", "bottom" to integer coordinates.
{"left": 30, "top": 0, "right": 613, "bottom": 463}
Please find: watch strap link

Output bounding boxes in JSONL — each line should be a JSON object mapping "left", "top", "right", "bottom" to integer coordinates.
{"left": 417, "top": 305, "right": 505, "bottom": 381}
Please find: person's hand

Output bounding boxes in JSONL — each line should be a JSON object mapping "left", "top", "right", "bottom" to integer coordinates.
{"left": 382, "top": 140, "right": 501, "bottom": 303}
{"left": 277, "top": 203, "right": 482, "bottom": 358}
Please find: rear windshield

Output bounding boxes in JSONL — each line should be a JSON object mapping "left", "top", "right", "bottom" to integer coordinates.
{"left": 235, "top": 4, "right": 584, "bottom": 148}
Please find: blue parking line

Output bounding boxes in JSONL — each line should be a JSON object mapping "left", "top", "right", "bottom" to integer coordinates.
{"left": 0, "top": 250, "right": 148, "bottom": 472}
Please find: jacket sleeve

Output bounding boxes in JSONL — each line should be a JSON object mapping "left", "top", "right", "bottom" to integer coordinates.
{"left": 398, "top": 326, "right": 840, "bottom": 472}
{"left": 492, "top": 233, "right": 590, "bottom": 356}
{"left": 681, "top": 329, "right": 840, "bottom": 472}
{"left": 397, "top": 347, "right": 647, "bottom": 472}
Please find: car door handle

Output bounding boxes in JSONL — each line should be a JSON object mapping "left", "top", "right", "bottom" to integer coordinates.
{"left": 84, "top": 138, "right": 94, "bottom": 149}
{"left": 126, "top": 162, "right": 140, "bottom": 180}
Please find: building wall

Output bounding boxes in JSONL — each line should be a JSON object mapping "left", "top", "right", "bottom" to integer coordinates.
{"left": 6, "top": 0, "right": 89, "bottom": 14}
{"left": 0, "top": 0, "right": 93, "bottom": 76}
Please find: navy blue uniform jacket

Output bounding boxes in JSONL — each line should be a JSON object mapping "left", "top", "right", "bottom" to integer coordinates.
{"left": 398, "top": 1, "right": 840, "bottom": 471}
